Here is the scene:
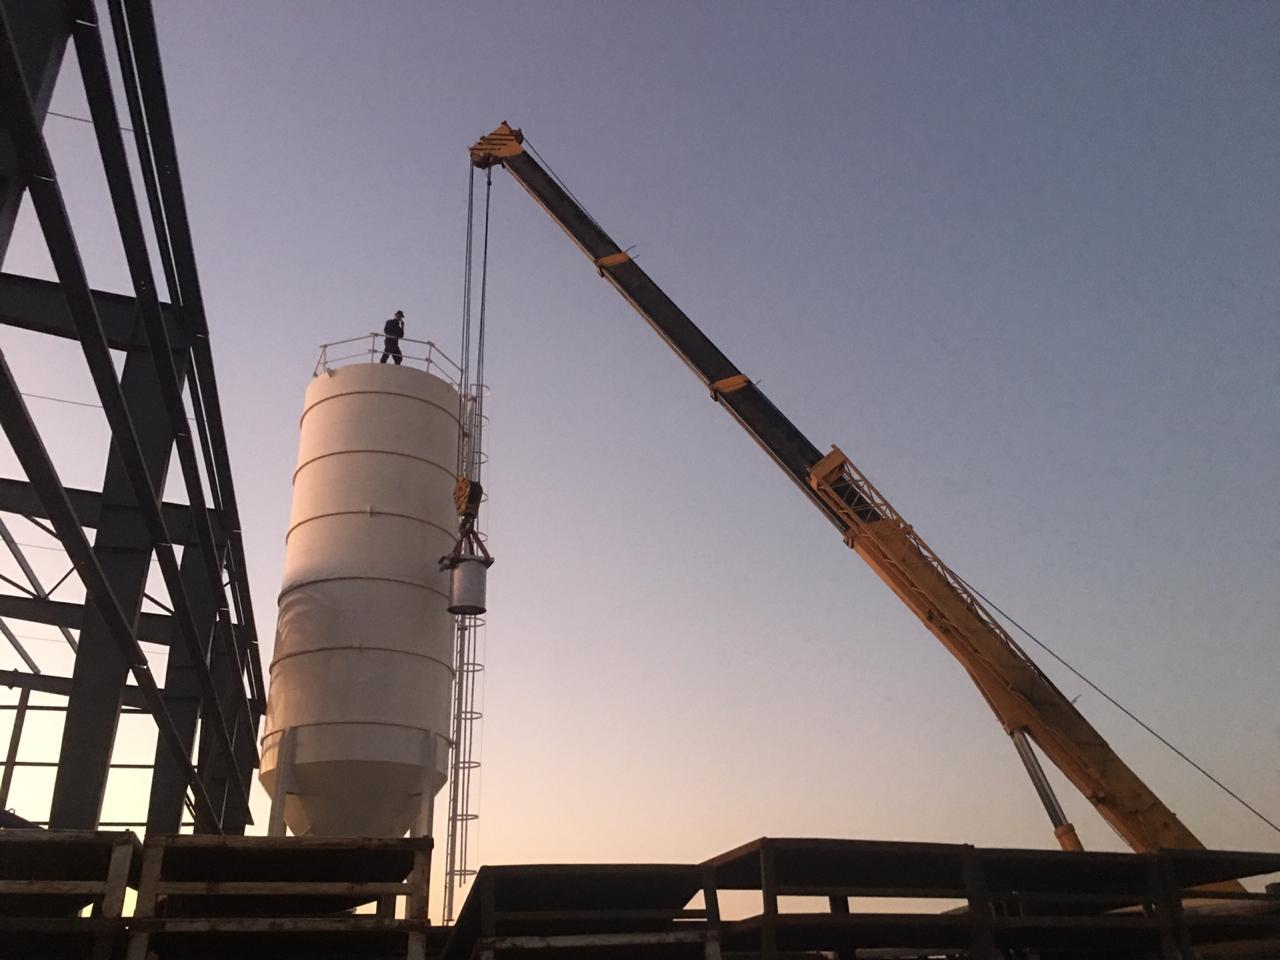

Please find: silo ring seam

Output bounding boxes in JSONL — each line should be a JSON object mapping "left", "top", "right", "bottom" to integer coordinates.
{"left": 292, "top": 448, "right": 456, "bottom": 484}
{"left": 278, "top": 575, "right": 449, "bottom": 602}
{"left": 260, "top": 719, "right": 446, "bottom": 740}
{"left": 303, "top": 384, "right": 461, "bottom": 416}
{"left": 300, "top": 389, "right": 461, "bottom": 428}
{"left": 259, "top": 721, "right": 453, "bottom": 743}
{"left": 285, "top": 511, "right": 454, "bottom": 544}
{"left": 303, "top": 384, "right": 461, "bottom": 414}
{"left": 268, "top": 646, "right": 454, "bottom": 672}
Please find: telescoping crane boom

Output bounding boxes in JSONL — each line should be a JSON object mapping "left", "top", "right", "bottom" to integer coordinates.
{"left": 470, "top": 122, "right": 1208, "bottom": 856}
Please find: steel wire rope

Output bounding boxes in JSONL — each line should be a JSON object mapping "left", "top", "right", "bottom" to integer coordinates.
{"left": 471, "top": 166, "right": 493, "bottom": 484}
{"left": 445, "top": 161, "right": 495, "bottom": 923}
{"left": 46, "top": 109, "right": 133, "bottom": 133}
{"left": 524, "top": 138, "right": 608, "bottom": 237}
{"left": 950, "top": 571, "right": 1280, "bottom": 836}
{"left": 15, "top": 391, "right": 222, "bottom": 432}
{"left": 458, "top": 164, "right": 475, "bottom": 472}
{"left": 445, "top": 169, "right": 477, "bottom": 925}
{"left": 16, "top": 392, "right": 102, "bottom": 409}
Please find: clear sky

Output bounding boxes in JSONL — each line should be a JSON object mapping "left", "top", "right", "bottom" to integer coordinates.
{"left": 2, "top": 0, "right": 1277, "bottom": 912}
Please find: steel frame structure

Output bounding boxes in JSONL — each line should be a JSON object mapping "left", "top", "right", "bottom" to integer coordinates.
{"left": 0, "top": 0, "right": 263, "bottom": 834}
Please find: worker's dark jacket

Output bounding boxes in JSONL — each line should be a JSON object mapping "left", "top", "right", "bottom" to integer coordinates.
{"left": 384, "top": 318, "right": 404, "bottom": 340}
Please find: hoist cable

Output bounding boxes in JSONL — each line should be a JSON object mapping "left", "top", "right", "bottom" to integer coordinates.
{"left": 458, "top": 165, "right": 476, "bottom": 478}
{"left": 471, "top": 167, "right": 493, "bottom": 485}
{"left": 525, "top": 137, "right": 606, "bottom": 237}
{"left": 954, "top": 573, "right": 1280, "bottom": 836}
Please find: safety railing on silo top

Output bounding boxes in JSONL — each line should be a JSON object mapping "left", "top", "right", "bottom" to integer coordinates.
{"left": 313, "top": 333, "right": 462, "bottom": 387}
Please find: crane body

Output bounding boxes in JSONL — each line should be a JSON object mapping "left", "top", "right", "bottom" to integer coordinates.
{"left": 470, "top": 122, "right": 1209, "bottom": 856}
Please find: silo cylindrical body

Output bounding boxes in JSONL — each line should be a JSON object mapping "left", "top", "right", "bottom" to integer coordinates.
{"left": 259, "top": 363, "right": 459, "bottom": 837}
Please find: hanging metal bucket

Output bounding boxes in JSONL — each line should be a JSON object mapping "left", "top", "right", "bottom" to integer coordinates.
{"left": 448, "top": 556, "right": 488, "bottom": 615}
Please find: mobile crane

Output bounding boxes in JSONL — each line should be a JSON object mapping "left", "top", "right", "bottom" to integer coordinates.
{"left": 470, "top": 122, "right": 1211, "bottom": 857}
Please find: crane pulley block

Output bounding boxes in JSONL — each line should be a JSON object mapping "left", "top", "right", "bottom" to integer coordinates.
{"left": 453, "top": 476, "right": 484, "bottom": 520}
{"left": 470, "top": 122, "right": 525, "bottom": 169}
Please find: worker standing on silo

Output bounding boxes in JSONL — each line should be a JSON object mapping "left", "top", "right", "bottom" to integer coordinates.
{"left": 380, "top": 310, "right": 405, "bottom": 365}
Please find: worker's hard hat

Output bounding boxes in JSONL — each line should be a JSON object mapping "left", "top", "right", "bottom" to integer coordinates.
{"left": 394, "top": 310, "right": 404, "bottom": 318}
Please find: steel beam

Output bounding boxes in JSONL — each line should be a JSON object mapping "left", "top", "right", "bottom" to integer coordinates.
{"left": 0, "top": 593, "right": 172, "bottom": 642}
{"left": 0, "top": 271, "right": 187, "bottom": 350}
{"left": 0, "top": 668, "right": 150, "bottom": 709}
{"left": 0, "top": 477, "right": 217, "bottom": 544}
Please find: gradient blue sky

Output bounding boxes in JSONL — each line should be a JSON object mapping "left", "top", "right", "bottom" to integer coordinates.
{"left": 2, "top": 0, "right": 1277, "bottom": 906}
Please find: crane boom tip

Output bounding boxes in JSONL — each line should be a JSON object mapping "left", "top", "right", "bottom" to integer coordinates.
{"left": 470, "top": 122, "right": 524, "bottom": 168}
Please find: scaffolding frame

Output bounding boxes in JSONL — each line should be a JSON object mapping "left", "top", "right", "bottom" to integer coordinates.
{"left": 0, "top": 0, "right": 263, "bottom": 834}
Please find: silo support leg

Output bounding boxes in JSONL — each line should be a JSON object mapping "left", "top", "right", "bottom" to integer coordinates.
{"left": 406, "top": 842, "right": 431, "bottom": 958}
{"left": 411, "top": 790, "right": 435, "bottom": 838}
{"left": 267, "top": 727, "right": 297, "bottom": 837}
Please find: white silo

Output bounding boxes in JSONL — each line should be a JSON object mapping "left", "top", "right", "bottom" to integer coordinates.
{"left": 259, "top": 361, "right": 459, "bottom": 837}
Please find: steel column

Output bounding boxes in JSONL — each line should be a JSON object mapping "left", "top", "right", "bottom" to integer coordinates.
{"left": 196, "top": 620, "right": 254, "bottom": 833}
{"left": 146, "top": 545, "right": 218, "bottom": 833}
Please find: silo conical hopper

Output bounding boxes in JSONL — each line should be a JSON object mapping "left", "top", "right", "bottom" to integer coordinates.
{"left": 260, "top": 362, "right": 458, "bottom": 837}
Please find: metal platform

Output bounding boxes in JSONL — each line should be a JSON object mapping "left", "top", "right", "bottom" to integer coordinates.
{"left": 0, "top": 828, "right": 440, "bottom": 960}
{"left": 442, "top": 837, "right": 1280, "bottom": 960}
{"left": 2, "top": 830, "right": 1278, "bottom": 959}
{"left": 125, "top": 833, "right": 433, "bottom": 959}
{"left": 441, "top": 863, "right": 709, "bottom": 960}
{"left": 0, "top": 829, "right": 138, "bottom": 960}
